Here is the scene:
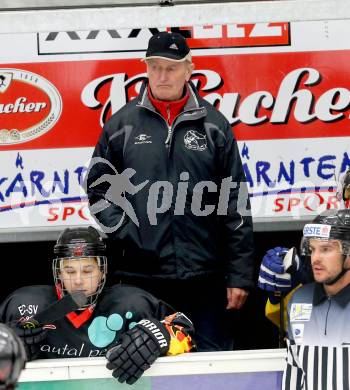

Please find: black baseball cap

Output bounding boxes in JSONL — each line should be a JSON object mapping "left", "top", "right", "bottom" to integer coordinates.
{"left": 144, "top": 31, "right": 191, "bottom": 62}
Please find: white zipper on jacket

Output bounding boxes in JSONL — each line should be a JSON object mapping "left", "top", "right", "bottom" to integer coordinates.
{"left": 165, "top": 126, "right": 172, "bottom": 147}
{"left": 165, "top": 105, "right": 172, "bottom": 147}
{"left": 164, "top": 107, "right": 205, "bottom": 149}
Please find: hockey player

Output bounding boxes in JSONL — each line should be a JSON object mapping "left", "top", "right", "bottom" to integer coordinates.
{"left": 258, "top": 168, "right": 350, "bottom": 327}
{"left": 0, "top": 324, "right": 26, "bottom": 390}
{"left": 282, "top": 208, "right": 350, "bottom": 389}
{"left": 0, "top": 226, "right": 195, "bottom": 385}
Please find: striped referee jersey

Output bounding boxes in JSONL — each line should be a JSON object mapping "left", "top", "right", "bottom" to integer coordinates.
{"left": 283, "top": 283, "right": 350, "bottom": 390}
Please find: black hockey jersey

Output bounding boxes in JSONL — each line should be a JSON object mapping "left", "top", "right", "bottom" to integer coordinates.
{"left": 0, "top": 284, "right": 180, "bottom": 359}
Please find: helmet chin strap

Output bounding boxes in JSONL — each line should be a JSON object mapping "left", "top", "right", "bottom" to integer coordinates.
{"left": 325, "top": 255, "right": 350, "bottom": 285}
{"left": 325, "top": 268, "right": 349, "bottom": 285}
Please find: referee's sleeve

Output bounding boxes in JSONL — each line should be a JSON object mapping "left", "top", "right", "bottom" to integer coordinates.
{"left": 282, "top": 339, "right": 304, "bottom": 390}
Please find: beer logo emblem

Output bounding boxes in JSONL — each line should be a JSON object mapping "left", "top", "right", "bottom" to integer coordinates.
{"left": 0, "top": 68, "right": 62, "bottom": 145}
{"left": 0, "top": 73, "right": 12, "bottom": 93}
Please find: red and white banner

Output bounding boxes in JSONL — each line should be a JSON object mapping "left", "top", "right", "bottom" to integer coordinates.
{"left": 0, "top": 21, "right": 349, "bottom": 231}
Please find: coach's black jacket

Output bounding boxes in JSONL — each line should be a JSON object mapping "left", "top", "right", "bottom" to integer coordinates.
{"left": 86, "top": 80, "right": 254, "bottom": 289}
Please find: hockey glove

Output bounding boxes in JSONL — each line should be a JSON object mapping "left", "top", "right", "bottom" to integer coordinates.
{"left": 258, "top": 247, "right": 300, "bottom": 303}
{"left": 11, "top": 321, "right": 47, "bottom": 361}
{"left": 161, "top": 312, "right": 195, "bottom": 355}
{"left": 106, "top": 318, "right": 170, "bottom": 385}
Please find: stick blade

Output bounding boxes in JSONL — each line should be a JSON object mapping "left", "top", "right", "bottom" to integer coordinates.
{"left": 70, "top": 291, "right": 88, "bottom": 309}
{"left": 33, "top": 291, "right": 88, "bottom": 325}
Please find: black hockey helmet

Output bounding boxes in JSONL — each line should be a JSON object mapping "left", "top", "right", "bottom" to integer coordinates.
{"left": 53, "top": 226, "right": 107, "bottom": 308}
{"left": 54, "top": 226, "right": 106, "bottom": 258}
{"left": 301, "top": 209, "right": 350, "bottom": 284}
{"left": 0, "top": 324, "right": 26, "bottom": 390}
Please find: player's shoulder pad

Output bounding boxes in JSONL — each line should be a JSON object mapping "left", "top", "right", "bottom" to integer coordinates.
{"left": 5, "top": 285, "right": 55, "bottom": 302}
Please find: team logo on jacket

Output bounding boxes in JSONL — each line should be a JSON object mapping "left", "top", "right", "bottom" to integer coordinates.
{"left": 0, "top": 68, "right": 62, "bottom": 145}
{"left": 134, "top": 134, "right": 152, "bottom": 144}
{"left": 184, "top": 130, "right": 207, "bottom": 151}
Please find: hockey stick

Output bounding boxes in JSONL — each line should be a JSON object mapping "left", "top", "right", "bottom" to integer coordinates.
{"left": 278, "top": 247, "right": 298, "bottom": 348}
{"left": 278, "top": 291, "right": 285, "bottom": 348}
{"left": 16, "top": 291, "right": 87, "bottom": 329}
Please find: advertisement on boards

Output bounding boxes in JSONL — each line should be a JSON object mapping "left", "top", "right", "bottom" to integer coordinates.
{"left": 18, "top": 371, "right": 282, "bottom": 390}
{"left": 0, "top": 21, "right": 349, "bottom": 233}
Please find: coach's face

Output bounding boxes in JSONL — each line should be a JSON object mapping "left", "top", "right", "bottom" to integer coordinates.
{"left": 146, "top": 58, "right": 193, "bottom": 101}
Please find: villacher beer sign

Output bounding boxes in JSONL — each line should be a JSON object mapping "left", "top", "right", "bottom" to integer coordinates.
{"left": 0, "top": 68, "right": 62, "bottom": 145}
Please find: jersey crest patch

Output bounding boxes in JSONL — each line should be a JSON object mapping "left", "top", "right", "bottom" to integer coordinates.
{"left": 290, "top": 303, "right": 312, "bottom": 322}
